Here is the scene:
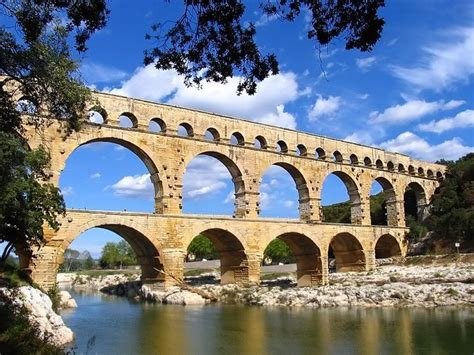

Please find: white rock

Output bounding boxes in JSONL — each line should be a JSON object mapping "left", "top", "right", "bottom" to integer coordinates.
{"left": 164, "top": 290, "right": 206, "bottom": 305}
{"left": 59, "top": 290, "right": 77, "bottom": 309}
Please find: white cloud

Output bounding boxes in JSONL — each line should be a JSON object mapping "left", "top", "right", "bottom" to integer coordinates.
{"left": 106, "top": 65, "right": 299, "bottom": 129}
{"left": 387, "top": 38, "right": 399, "bottom": 47}
{"left": 81, "top": 62, "right": 127, "bottom": 84}
{"left": 370, "top": 99, "right": 465, "bottom": 124}
{"left": 183, "top": 156, "right": 231, "bottom": 198}
{"left": 90, "top": 173, "right": 101, "bottom": 179}
{"left": 356, "top": 56, "right": 377, "bottom": 70}
{"left": 61, "top": 186, "right": 73, "bottom": 196}
{"left": 358, "top": 93, "right": 370, "bottom": 100}
{"left": 379, "top": 132, "right": 473, "bottom": 161}
{"left": 309, "top": 95, "right": 342, "bottom": 121}
{"left": 343, "top": 132, "right": 374, "bottom": 146}
{"left": 391, "top": 27, "right": 474, "bottom": 91}
{"left": 283, "top": 200, "right": 294, "bottom": 208}
{"left": 255, "top": 13, "right": 279, "bottom": 27}
{"left": 418, "top": 109, "right": 474, "bottom": 133}
{"left": 108, "top": 174, "right": 153, "bottom": 199}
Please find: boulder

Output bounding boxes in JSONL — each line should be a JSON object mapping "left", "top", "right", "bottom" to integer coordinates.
{"left": 164, "top": 290, "right": 206, "bottom": 305}
{"left": 59, "top": 290, "right": 77, "bottom": 309}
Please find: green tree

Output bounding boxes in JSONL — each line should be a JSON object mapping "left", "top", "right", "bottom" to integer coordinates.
{"left": 264, "top": 239, "right": 295, "bottom": 264}
{"left": 100, "top": 241, "right": 137, "bottom": 269}
{"left": 145, "top": 0, "right": 385, "bottom": 94}
{"left": 187, "top": 235, "right": 217, "bottom": 260}
{"left": 0, "top": 1, "right": 108, "bottom": 264}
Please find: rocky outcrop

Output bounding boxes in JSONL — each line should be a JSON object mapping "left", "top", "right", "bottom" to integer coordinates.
{"left": 0, "top": 286, "right": 74, "bottom": 346}
{"left": 59, "top": 290, "right": 77, "bottom": 309}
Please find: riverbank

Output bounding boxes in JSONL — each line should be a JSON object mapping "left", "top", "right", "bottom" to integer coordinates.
{"left": 58, "top": 255, "right": 474, "bottom": 308}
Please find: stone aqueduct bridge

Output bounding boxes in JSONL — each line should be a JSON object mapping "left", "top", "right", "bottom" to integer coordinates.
{"left": 21, "top": 92, "right": 445, "bottom": 289}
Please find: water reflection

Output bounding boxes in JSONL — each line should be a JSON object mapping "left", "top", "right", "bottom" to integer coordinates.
{"left": 61, "top": 290, "right": 474, "bottom": 355}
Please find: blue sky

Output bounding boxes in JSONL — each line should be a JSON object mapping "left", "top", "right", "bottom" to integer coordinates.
{"left": 5, "top": 1, "right": 474, "bottom": 258}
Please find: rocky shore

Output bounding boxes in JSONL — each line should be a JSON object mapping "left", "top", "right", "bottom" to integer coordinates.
{"left": 58, "top": 257, "right": 474, "bottom": 308}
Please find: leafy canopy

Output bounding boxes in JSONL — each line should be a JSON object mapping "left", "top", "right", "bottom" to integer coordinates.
{"left": 145, "top": 0, "right": 385, "bottom": 94}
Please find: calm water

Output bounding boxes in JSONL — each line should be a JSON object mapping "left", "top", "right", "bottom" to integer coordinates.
{"left": 61, "top": 289, "right": 474, "bottom": 355}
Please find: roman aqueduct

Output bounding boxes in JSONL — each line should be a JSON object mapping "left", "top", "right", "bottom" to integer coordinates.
{"left": 16, "top": 91, "right": 445, "bottom": 289}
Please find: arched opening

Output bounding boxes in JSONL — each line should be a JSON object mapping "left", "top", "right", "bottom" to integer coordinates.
{"left": 259, "top": 163, "right": 309, "bottom": 220}
{"left": 408, "top": 165, "right": 415, "bottom": 175}
{"left": 182, "top": 153, "right": 243, "bottom": 216}
{"left": 321, "top": 172, "right": 361, "bottom": 224}
{"left": 296, "top": 144, "right": 307, "bottom": 156}
{"left": 418, "top": 167, "right": 425, "bottom": 176}
{"left": 375, "top": 159, "right": 384, "bottom": 169}
{"left": 370, "top": 177, "right": 397, "bottom": 226}
{"left": 398, "top": 164, "right": 406, "bottom": 173}
{"left": 350, "top": 154, "right": 359, "bottom": 165}
{"left": 263, "top": 233, "right": 323, "bottom": 287}
{"left": 119, "top": 112, "right": 138, "bottom": 128}
{"left": 88, "top": 108, "right": 107, "bottom": 124}
{"left": 404, "top": 182, "right": 427, "bottom": 222}
{"left": 387, "top": 161, "right": 395, "bottom": 171}
{"left": 59, "top": 140, "right": 162, "bottom": 213}
{"left": 187, "top": 229, "right": 247, "bottom": 285}
{"left": 374, "top": 234, "right": 402, "bottom": 259}
{"left": 16, "top": 97, "right": 38, "bottom": 114}
{"left": 329, "top": 233, "right": 366, "bottom": 272}
{"left": 333, "top": 151, "right": 343, "bottom": 163}
{"left": 427, "top": 169, "right": 434, "bottom": 179}
{"left": 254, "top": 135, "right": 267, "bottom": 149}
{"left": 436, "top": 171, "right": 443, "bottom": 180}
{"left": 230, "top": 132, "right": 245, "bottom": 145}
{"left": 178, "top": 122, "right": 194, "bottom": 137}
{"left": 276, "top": 140, "right": 289, "bottom": 153}
{"left": 149, "top": 118, "right": 166, "bottom": 133}
{"left": 204, "top": 127, "right": 220, "bottom": 141}
{"left": 58, "top": 226, "right": 163, "bottom": 285}
{"left": 315, "top": 148, "right": 326, "bottom": 160}
{"left": 364, "top": 157, "right": 372, "bottom": 166}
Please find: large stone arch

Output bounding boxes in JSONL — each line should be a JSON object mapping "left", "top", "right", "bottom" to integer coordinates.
{"left": 404, "top": 181, "right": 428, "bottom": 221}
{"left": 328, "top": 232, "right": 366, "bottom": 272}
{"left": 259, "top": 162, "right": 312, "bottom": 221}
{"left": 181, "top": 150, "right": 248, "bottom": 217}
{"left": 374, "top": 234, "right": 402, "bottom": 259}
{"left": 320, "top": 169, "right": 363, "bottom": 224}
{"left": 266, "top": 232, "right": 325, "bottom": 287}
{"left": 56, "top": 129, "right": 165, "bottom": 213}
{"left": 369, "top": 176, "right": 399, "bottom": 227}
{"left": 185, "top": 228, "right": 250, "bottom": 285}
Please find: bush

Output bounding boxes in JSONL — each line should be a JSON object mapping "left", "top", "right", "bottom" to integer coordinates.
{"left": 46, "top": 283, "right": 61, "bottom": 313}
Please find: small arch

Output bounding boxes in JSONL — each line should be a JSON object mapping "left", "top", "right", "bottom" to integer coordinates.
{"left": 364, "top": 157, "right": 372, "bottom": 166}
{"left": 191, "top": 228, "right": 247, "bottom": 285}
{"left": 436, "top": 171, "right": 443, "bottom": 180}
{"left": 178, "top": 122, "right": 194, "bottom": 137}
{"left": 329, "top": 233, "right": 366, "bottom": 272}
{"left": 315, "top": 148, "right": 326, "bottom": 160}
{"left": 276, "top": 140, "right": 289, "bottom": 153}
{"left": 333, "top": 151, "right": 343, "bottom": 163}
{"left": 418, "top": 167, "right": 425, "bottom": 176}
{"left": 375, "top": 159, "right": 384, "bottom": 169}
{"left": 370, "top": 177, "right": 397, "bottom": 226}
{"left": 254, "top": 136, "right": 267, "bottom": 149}
{"left": 204, "top": 127, "right": 220, "bottom": 141}
{"left": 88, "top": 110, "right": 106, "bottom": 124}
{"left": 296, "top": 144, "right": 307, "bottom": 156}
{"left": 375, "top": 234, "right": 402, "bottom": 259}
{"left": 230, "top": 132, "right": 245, "bottom": 145}
{"left": 408, "top": 165, "right": 415, "bottom": 175}
{"left": 350, "top": 154, "right": 359, "bottom": 165}
{"left": 149, "top": 118, "right": 166, "bottom": 133}
{"left": 427, "top": 169, "right": 434, "bottom": 178}
{"left": 398, "top": 164, "right": 406, "bottom": 173}
{"left": 387, "top": 161, "right": 395, "bottom": 171}
{"left": 265, "top": 233, "right": 323, "bottom": 287}
{"left": 119, "top": 112, "right": 138, "bottom": 128}
{"left": 16, "top": 97, "right": 38, "bottom": 114}
{"left": 404, "top": 182, "right": 427, "bottom": 222}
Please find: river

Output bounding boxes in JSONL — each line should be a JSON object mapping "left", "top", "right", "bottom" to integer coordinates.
{"left": 61, "top": 289, "right": 474, "bottom": 354}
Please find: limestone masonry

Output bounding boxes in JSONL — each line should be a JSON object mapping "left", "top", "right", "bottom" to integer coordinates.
{"left": 16, "top": 91, "right": 445, "bottom": 289}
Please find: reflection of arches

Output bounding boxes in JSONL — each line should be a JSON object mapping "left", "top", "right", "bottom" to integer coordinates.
{"left": 254, "top": 135, "right": 267, "bottom": 149}
{"left": 316, "top": 148, "right": 326, "bottom": 160}
{"left": 191, "top": 228, "right": 247, "bottom": 284}
{"left": 262, "top": 162, "right": 310, "bottom": 221}
{"left": 404, "top": 182, "right": 427, "bottom": 221}
{"left": 269, "top": 233, "right": 323, "bottom": 286}
{"left": 62, "top": 137, "right": 163, "bottom": 212}
{"left": 329, "top": 233, "right": 366, "bottom": 272}
{"left": 374, "top": 234, "right": 402, "bottom": 259}
{"left": 185, "top": 151, "right": 245, "bottom": 217}
{"left": 321, "top": 171, "right": 361, "bottom": 224}
{"left": 61, "top": 224, "right": 163, "bottom": 282}
{"left": 370, "top": 177, "right": 397, "bottom": 226}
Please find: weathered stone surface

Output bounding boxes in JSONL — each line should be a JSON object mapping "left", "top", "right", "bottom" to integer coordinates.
{"left": 0, "top": 286, "right": 74, "bottom": 346}
{"left": 16, "top": 91, "right": 445, "bottom": 290}
{"left": 164, "top": 289, "right": 206, "bottom": 305}
{"left": 59, "top": 290, "right": 77, "bottom": 309}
